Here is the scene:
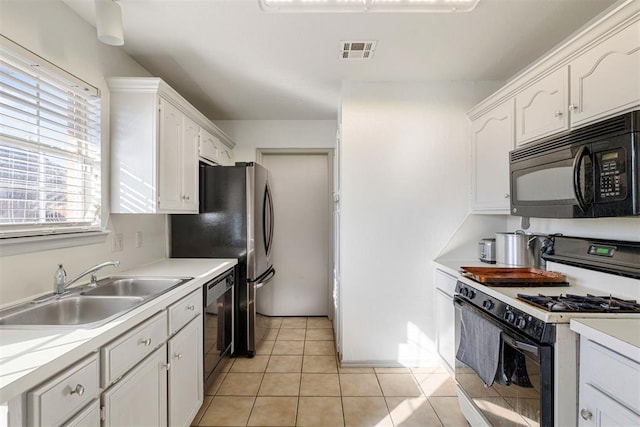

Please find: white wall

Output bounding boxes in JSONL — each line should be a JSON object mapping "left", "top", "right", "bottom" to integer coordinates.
{"left": 215, "top": 120, "right": 337, "bottom": 162}
{"left": 506, "top": 216, "right": 640, "bottom": 240}
{"left": 339, "top": 81, "right": 502, "bottom": 365}
{"left": 0, "top": 1, "right": 167, "bottom": 305}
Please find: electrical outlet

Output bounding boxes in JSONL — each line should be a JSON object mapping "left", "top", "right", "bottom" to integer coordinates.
{"left": 112, "top": 232, "right": 124, "bottom": 252}
{"left": 135, "top": 231, "right": 144, "bottom": 248}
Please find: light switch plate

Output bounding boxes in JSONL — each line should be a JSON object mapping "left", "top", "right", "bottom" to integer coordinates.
{"left": 135, "top": 231, "right": 144, "bottom": 248}
{"left": 112, "top": 233, "right": 124, "bottom": 252}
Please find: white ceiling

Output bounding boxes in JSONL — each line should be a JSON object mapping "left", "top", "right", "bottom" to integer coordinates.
{"left": 64, "top": 0, "right": 617, "bottom": 120}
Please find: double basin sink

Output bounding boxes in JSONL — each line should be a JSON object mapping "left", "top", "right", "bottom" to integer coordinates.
{"left": 0, "top": 277, "right": 192, "bottom": 328}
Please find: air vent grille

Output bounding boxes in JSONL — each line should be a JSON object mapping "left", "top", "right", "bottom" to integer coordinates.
{"left": 340, "top": 41, "right": 377, "bottom": 60}
{"left": 510, "top": 112, "right": 636, "bottom": 162}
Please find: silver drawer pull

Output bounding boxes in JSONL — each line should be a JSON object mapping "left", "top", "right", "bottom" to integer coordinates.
{"left": 140, "top": 338, "right": 152, "bottom": 346}
{"left": 174, "top": 353, "right": 183, "bottom": 360}
{"left": 163, "top": 363, "right": 171, "bottom": 371}
{"left": 554, "top": 110, "right": 563, "bottom": 117}
{"left": 187, "top": 305, "right": 195, "bottom": 311}
{"left": 69, "top": 384, "right": 85, "bottom": 396}
{"left": 580, "top": 408, "right": 593, "bottom": 420}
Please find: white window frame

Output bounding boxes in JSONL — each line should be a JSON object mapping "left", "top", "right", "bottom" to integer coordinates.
{"left": 0, "top": 36, "right": 108, "bottom": 255}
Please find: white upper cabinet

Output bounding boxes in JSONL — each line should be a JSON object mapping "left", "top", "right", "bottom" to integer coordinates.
{"left": 470, "top": 100, "right": 514, "bottom": 213}
{"left": 157, "top": 100, "right": 199, "bottom": 212}
{"left": 219, "top": 145, "right": 235, "bottom": 166}
{"left": 199, "top": 128, "right": 221, "bottom": 165}
{"left": 515, "top": 67, "right": 569, "bottom": 146}
{"left": 569, "top": 20, "right": 640, "bottom": 128}
{"left": 108, "top": 77, "right": 235, "bottom": 213}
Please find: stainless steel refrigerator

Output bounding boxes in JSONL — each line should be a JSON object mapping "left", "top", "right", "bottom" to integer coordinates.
{"left": 170, "top": 162, "right": 275, "bottom": 356}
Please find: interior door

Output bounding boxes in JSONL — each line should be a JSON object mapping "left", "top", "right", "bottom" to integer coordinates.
{"left": 257, "top": 153, "right": 330, "bottom": 316}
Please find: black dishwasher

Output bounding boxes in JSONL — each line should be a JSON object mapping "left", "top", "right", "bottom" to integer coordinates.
{"left": 203, "top": 268, "right": 234, "bottom": 392}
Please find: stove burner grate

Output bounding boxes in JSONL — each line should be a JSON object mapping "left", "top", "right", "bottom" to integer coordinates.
{"left": 516, "top": 293, "right": 640, "bottom": 312}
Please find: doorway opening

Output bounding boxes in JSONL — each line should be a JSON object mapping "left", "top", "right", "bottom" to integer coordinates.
{"left": 256, "top": 148, "right": 335, "bottom": 319}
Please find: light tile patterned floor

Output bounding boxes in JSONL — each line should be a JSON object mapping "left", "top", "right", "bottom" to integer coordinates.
{"left": 192, "top": 316, "right": 469, "bottom": 427}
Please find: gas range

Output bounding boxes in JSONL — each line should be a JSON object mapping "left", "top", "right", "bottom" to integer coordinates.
{"left": 517, "top": 293, "right": 640, "bottom": 313}
{"left": 453, "top": 235, "right": 640, "bottom": 427}
{"left": 457, "top": 234, "right": 640, "bottom": 325}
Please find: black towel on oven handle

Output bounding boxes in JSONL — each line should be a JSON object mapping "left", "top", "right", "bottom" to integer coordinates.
{"left": 495, "top": 334, "right": 534, "bottom": 388}
{"left": 456, "top": 305, "right": 502, "bottom": 387}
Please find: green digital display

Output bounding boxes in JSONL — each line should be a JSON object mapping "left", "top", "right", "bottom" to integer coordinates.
{"left": 589, "top": 245, "right": 615, "bottom": 257}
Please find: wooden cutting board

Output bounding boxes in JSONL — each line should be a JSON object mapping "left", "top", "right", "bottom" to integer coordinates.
{"left": 460, "top": 267, "right": 567, "bottom": 286}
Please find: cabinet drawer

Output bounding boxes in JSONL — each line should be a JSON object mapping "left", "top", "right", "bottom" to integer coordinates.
{"left": 168, "top": 288, "right": 202, "bottom": 335}
{"left": 28, "top": 354, "right": 99, "bottom": 427}
{"left": 63, "top": 399, "right": 100, "bottom": 427}
{"left": 435, "top": 269, "right": 457, "bottom": 297}
{"left": 101, "top": 311, "right": 167, "bottom": 387}
{"left": 581, "top": 337, "right": 640, "bottom": 412}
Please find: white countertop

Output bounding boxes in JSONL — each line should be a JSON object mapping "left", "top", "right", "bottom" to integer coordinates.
{"left": 570, "top": 318, "right": 640, "bottom": 362}
{"left": 433, "top": 258, "right": 640, "bottom": 324}
{"left": 0, "top": 258, "right": 237, "bottom": 403}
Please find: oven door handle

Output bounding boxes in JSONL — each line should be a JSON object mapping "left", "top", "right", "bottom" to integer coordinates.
{"left": 502, "top": 333, "right": 539, "bottom": 356}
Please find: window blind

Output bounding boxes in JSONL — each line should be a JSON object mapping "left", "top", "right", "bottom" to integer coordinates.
{"left": 0, "top": 36, "right": 101, "bottom": 238}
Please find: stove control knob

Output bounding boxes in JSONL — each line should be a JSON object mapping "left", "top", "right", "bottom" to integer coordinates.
{"left": 515, "top": 316, "right": 527, "bottom": 329}
{"left": 504, "top": 311, "right": 516, "bottom": 323}
{"left": 468, "top": 290, "right": 476, "bottom": 299}
{"left": 482, "top": 300, "right": 494, "bottom": 310}
{"left": 460, "top": 287, "right": 469, "bottom": 297}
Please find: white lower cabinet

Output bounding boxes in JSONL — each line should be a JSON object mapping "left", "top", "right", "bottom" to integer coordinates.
{"left": 27, "top": 354, "right": 100, "bottom": 426}
{"left": 578, "top": 336, "right": 640, "bottom": 426}
{"left": 63, "top": 400, "right": 100, "bottom": 427}
{"left": 101, "top": 345, "right": 168, "bottom": 427}
{"left": 579, "top": 384, "right": 640, "bottom": 427}
{"left": 20, "top": 288, "right": 204, "bottom": 427}
{"left": 168, "top": 316, "right": 203, "bottom": 426}
{"left": 434, "top": 269, "right": 457, "bottom": 373}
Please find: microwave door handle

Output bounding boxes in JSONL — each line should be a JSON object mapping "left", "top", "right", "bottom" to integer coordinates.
{"left": 572, "top": 145, "right": 590, "bottom": 212}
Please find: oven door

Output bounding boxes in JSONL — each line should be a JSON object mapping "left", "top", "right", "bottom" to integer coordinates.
{"left": 454, "top": 297, "right": 553, "bottom": 427}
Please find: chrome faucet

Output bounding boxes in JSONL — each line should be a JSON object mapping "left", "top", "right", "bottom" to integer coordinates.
{"left": 54, "top": 261, "right": 120, "bottom": 294}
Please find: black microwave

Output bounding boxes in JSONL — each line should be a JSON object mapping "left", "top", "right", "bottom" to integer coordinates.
{"left": 510, "top": 110, "right": 639, "bottom": 218}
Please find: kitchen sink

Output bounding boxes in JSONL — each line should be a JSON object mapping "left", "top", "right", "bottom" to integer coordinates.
{"left": 0, "top": 296, "right": 145, "bottom": 327}
{"left": 0, "top": 276, "right": 193, "bottom": 328}
{"left": 81, "top": 277, "right": 191, "bottom": 297}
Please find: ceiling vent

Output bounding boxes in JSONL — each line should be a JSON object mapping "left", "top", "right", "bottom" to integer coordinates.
{"left": 340, "top": 41, "right": 377, "bottom": 60}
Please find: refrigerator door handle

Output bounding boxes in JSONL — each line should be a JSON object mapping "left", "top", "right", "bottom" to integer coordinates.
{"left": 263, "top": 181, "right": 274, "bottom": 256}
{"left": 254, "top": 267, "right": 276, "bottom": 289}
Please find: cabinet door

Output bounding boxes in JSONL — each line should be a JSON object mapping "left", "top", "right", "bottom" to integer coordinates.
{"left": 515, "top": 67, "right": 569, "bottom": 146}
{"left": 62, "top": 400, "right": 100, "bottom": 427}
{"left": 158, "top": 99, "right": 184, "bottom": 211}
{"left": 220, "top": 146, "right": 234, "bottom": 166}
{"left": 579, "top": 383, "right": 640, "bottom": 427}
{"left": 182, "top": 117, "right": 199, "bottom": 212}
{"left": 570, "top": 21, "right": 640, "bottom": 128}
{"left": 168, "top": 316, "right": 203, "bottom": 427}
{"left": 435, "top": 288, "right": 455, "bottom": 373}
{"left": 199, "top": 128, "right": 221, "bottom": 164}
{"left": 471, "top": 100, "right": 514, "bottom": 213}
{"left": 102, "top": 345, "right": 168, "bottom": 427}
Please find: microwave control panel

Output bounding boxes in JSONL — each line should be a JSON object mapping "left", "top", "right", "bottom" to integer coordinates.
{"left": 596, "top": 148, "right": 626, "bottom": 202}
